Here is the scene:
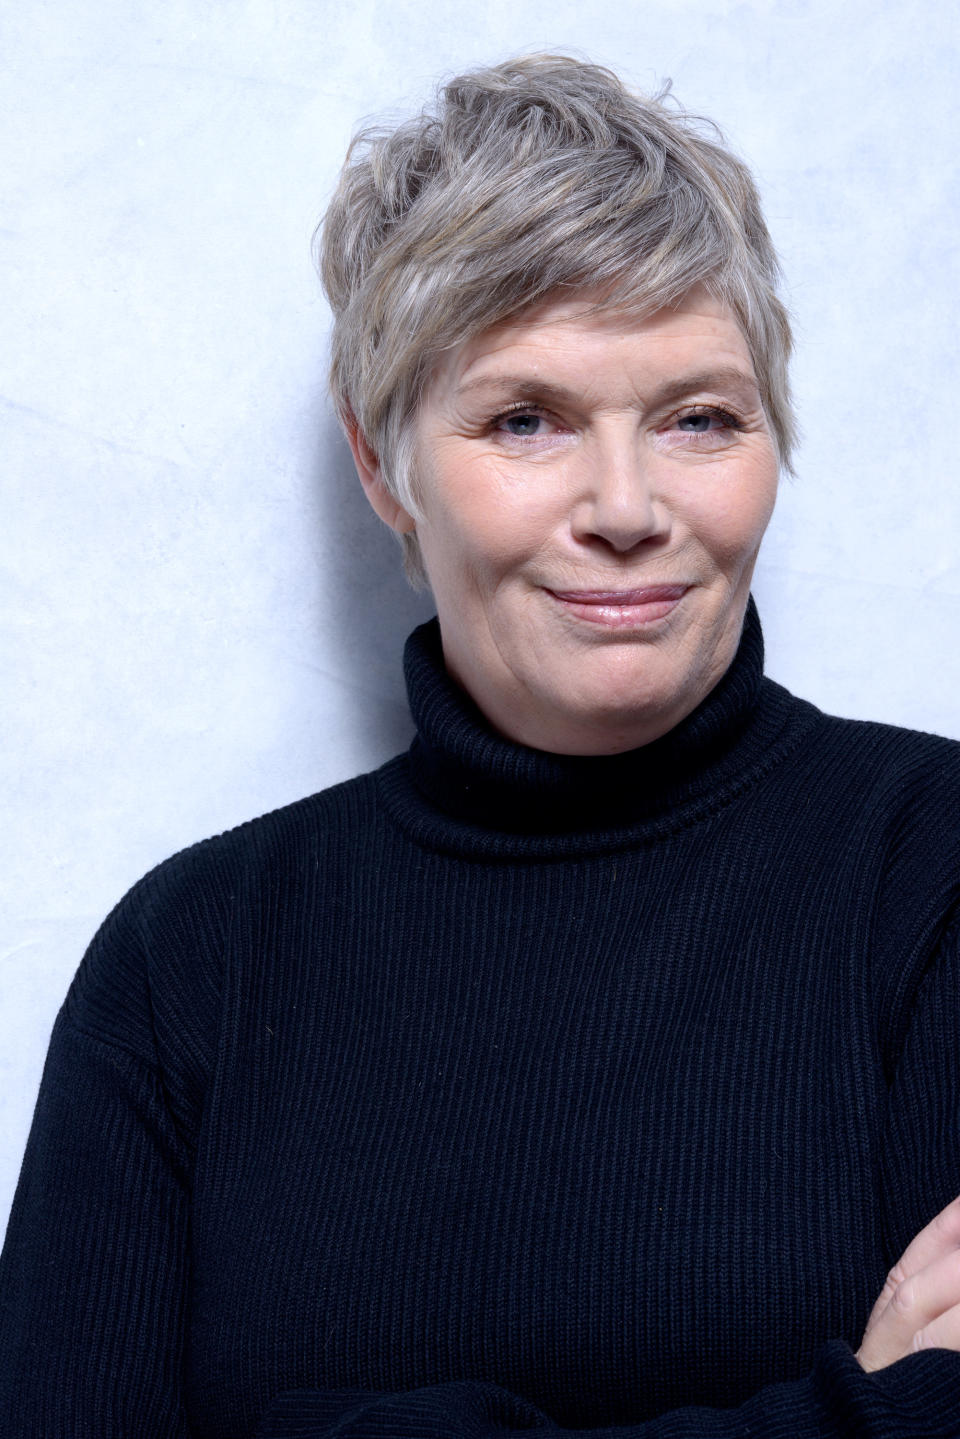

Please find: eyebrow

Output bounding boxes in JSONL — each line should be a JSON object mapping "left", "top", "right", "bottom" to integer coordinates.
{"left": 454, "top": 366, "right": 762, "bottom": 409}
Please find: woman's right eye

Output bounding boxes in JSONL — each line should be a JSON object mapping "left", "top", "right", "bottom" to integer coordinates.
{"left": 502, "top": 412, "right": 543, "bottom": 437}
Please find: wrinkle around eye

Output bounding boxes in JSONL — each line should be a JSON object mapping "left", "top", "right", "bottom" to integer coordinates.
{"left": 653, "top": 403, "right": 763, "bottom": 453}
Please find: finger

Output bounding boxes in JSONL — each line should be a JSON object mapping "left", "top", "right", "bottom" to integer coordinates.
{"left": 912, "top": 1298, "right": 960, "bottom": 1356}
{"left": 858, "top": 1245, "right": 960, "bottom": 1372}
{"left": 862, "top": 1195, "right": 960, "bottom": 1338}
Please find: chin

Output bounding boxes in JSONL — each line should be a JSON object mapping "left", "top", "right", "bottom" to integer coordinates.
{"left": 556, "top": 655, "right": 694, "bottom": 713}
{"left": 522, "top": 685, "right": 680, "bottom": 755}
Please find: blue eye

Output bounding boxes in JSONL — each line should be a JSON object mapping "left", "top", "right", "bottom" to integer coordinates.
{"left": 501, "top": 412, "right": 543, "bottom": 437}
{"left": 676, "top": 407, "right": 741, "bottom": 434}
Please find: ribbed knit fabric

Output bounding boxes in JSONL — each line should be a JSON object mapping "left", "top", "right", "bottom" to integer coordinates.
{"left": 2, "top": 600, "right": 960, "bottom": 1438}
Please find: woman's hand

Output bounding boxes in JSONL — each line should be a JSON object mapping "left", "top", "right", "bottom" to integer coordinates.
{"left": 857, "top": 1195, "right": 960, "bottom": 1371}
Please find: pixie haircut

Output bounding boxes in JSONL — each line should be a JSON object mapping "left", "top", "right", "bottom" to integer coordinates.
{"left": 318, "top": 54, "right": 795, "bottom": 587}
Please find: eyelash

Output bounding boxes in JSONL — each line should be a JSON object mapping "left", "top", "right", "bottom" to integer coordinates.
{"left": 490, "top": 402, "right": 746, "bottom": 439}
{"left": 491, "top": 402, "right": 552, "bottom": 433}
{"left": 675, "top": 405, "right": 746, "bottom": 434}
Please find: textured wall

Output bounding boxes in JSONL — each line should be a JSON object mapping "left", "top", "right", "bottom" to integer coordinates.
{"left": 3, "top": 0, "right": 958, "bottom": 1229}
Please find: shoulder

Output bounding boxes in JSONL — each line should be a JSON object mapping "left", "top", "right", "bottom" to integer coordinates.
{"left": 815, "top": 705, "right": 960, "bottom": 771}
{"left": 88, "top": 768, "right": 383, "bottom": 940}
{"left": 811, "top": 707, "right": 960, "bottom": 847}
{"left": 61, "top": 768, "right": 386, "bottom": 1073}
{"left": 758, "top": 684, "right": 960, "bottom": 919}
{"left": 770, "top": 683, "right": 960, "bottom": 818}
{"left": 779, "top": 695, "right": 960, "bottom": 871}
{"left": 755, "top": 682, "right": 960, "bottom": 881}
{"left": 782, "top": 696, "right": 960, "bottom": 975}
{"left": 752, "top": 692, "right": 960, "bottom": 1051}
{"left": 152, "top": 768, "right": 384, "bottom": 889}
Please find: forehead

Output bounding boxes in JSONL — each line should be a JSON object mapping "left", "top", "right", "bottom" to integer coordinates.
{"left": 427, "top": 285, "right": 757, "bottom": 403}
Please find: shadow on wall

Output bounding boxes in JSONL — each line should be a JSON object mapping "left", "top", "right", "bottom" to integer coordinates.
{"left": 311, "top": 412, "right": 436, "bottom": 759}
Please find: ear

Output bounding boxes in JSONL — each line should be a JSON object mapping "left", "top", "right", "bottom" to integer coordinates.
{"left": 343, "top": 413, "right": 417, "bottom": 535}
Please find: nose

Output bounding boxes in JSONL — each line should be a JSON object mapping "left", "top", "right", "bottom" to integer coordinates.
{"left": 569, "top": 428, "right": 671, "bottom": 554}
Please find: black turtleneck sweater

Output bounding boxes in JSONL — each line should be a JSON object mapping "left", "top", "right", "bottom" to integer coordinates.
{"left": 3, "top": 602, "right": 960, "bottom": 1437}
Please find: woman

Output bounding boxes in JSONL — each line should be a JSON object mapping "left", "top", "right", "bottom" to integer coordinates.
{"left": 2, "top": 53, "right": 959, "bottom": 1438}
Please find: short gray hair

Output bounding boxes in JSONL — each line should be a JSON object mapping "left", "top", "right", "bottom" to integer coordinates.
{"left": 317, "top": 53, "right": 795, "bottom": 587}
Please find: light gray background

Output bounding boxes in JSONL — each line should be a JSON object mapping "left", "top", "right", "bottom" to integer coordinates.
{"left": 3, "top": 0, "right": 958, "bottom": 1232}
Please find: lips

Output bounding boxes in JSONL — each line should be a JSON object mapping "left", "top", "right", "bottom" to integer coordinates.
{"left": 550, "top": 585, "right": 688, "bottom": 604}
{"left": 546, "top": 583, "right": 689, "bottom": 628}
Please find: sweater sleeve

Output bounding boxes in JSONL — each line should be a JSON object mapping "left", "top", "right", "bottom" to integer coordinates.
{"left": 253, "top": 1343, "right": 960, "bottom": 1439}
{"left": 255, "top": 922, "right": 960, "bottom": 1439}
{"left": 0, "top": 1013, "right": 192, "bottom": 1436}
{"left": 0, "top": 853, "right": 221, "bottom": 1438}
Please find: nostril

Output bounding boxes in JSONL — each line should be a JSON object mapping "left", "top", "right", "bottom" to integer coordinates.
{"left": 571, "top": 489, "right": 671, "bottom": 553}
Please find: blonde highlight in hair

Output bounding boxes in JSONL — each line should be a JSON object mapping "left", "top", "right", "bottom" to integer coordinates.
{"left": 317, "top": 54, "right": 795, "bottom": 587}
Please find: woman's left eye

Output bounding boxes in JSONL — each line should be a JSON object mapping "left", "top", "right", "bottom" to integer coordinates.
{"left": 675, "top": 407, "right": 741, "bottom": 435}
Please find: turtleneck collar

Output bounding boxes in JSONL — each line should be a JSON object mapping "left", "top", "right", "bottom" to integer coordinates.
{"left": 378, "top": 598, "right": 815, "bottom": 857}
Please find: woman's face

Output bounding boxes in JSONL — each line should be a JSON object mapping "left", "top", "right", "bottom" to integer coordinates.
{"left": 358, "top": 286, "right": 780, "bottom": 755}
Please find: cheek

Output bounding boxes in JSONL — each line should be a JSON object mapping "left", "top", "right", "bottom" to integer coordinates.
{"left": 696, "top": 464, "right": 778, "bottom": 568}
{"left": 416, "top": 463, "right": 557, "bottom": 587}
{"left": 419, "top": 520, "right": 539, "bottom": 606}
{"left": 744, "top": 468, "right": 779, "bottom": 548}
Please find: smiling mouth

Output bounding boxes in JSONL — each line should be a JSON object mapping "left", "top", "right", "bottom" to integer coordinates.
{"left": 546, "top": 584, "right": 689, "bottom": 627}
